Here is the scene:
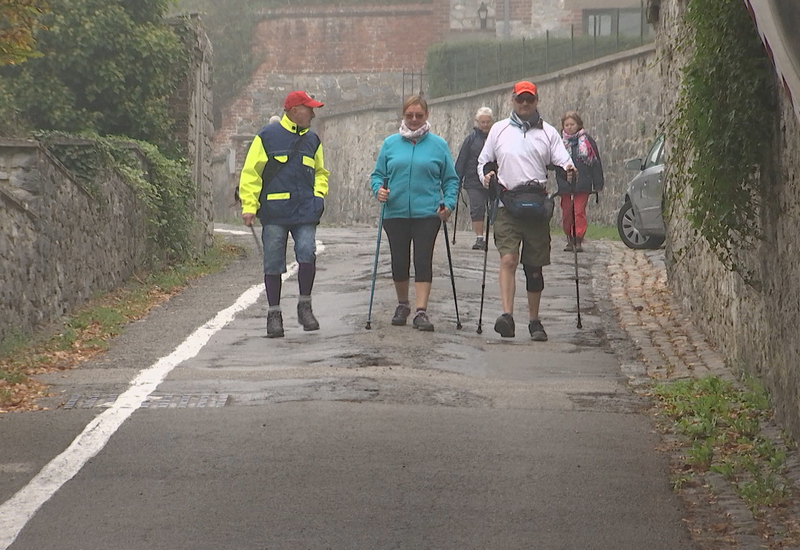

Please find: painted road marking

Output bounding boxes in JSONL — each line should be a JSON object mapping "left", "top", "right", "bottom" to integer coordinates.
{"left": 0, "top": 241, "right": 325, "bottom": 549}
{"left": 213, "top": 228, "right": 250, "bottom": 235}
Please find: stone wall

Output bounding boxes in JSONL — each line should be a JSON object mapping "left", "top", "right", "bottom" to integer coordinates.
{"left": 0, "top": 17, "right": 216, "bottom": 343}
{"left": 0, "top": 141, "right": 150, "bottom": 342}
{"left": 657, "top": 0, "right": 800, "bottom": 438}
{"left": 168, "top": 14, "right": 215, "bottom": 253}
{"left": 315, "top": 45, "right": 659, "bottom": 228}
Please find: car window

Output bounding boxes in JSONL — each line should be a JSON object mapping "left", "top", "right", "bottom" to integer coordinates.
{"left": 643, "top": 134, "right": 665, "bottom": 170}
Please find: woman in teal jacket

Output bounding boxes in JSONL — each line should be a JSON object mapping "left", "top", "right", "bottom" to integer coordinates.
{"left": 370, "top": 95, "right": 459, "bottom": 332}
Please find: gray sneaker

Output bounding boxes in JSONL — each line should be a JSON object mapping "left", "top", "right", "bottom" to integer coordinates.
{"left": 412, "top": 310, "right": 434, "bottom": 332}
{"left": 472, "top": 237, "right": 485, "bottom": 250}
{"left": 494, "top": 313, "right": 515, "bottom": 338}
{"left": 297, "top": 301, "right": 320, "bottom": 331}
{"left": 266, "top": 310, "right": 284, "bottom": 338}
{"left": 529, "top": 319, "right": 548, "bottom": 341}
{"left": 392, "top": 304, "right": 412, "bottom": 326}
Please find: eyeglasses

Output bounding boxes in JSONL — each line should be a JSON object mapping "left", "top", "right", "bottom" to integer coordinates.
{"left": 403, "top": 113, "right": 426, "bottom": 120}
{"left": 514, "top": 95, "right": 537, "bottom": 104}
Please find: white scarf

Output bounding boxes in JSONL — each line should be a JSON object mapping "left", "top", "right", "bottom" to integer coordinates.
{"left": 399, "top": 120, "right": 431, "bottom": 141}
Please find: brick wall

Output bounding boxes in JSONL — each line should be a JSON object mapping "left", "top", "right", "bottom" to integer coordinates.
{"left": 214, "top": 2, "right": 449, "bottom": 159}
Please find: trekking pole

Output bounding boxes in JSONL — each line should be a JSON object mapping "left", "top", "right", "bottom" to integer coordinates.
{"left": 477, "top": 175, "right": 498, "bottom": 334}
{"left": 570, "top": 177, "right": 583, "bottom": 329}
{"left": 366, "top": 178, "right": 389, "bottom": 330}
{"left": 249, "top": 224, "right": 262, "bottom": 253}
{"left": 452, "top": 183, "right": 461, "bottom": 244}
{"left": 440, "top": 204, "right": 462, "bottom": 330}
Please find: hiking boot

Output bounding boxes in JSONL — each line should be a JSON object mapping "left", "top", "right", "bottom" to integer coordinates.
{"left": 391, "top": 304, "right": 412, "bottom": 326}
{"left": 494, "top": 313, "right": 515, "bottom": 338}
{"left": 297, "top": 301, "right": 320, "bottom": 331}
{"left": 472, "top": 237, "right": 485, "bottom": 250}
{"left": 412, "top": 310, "right": 434, "bottom": 332}
{"left": 266, "top": 310, "right": 284, "bottom": 338}
{"left": 529, "top": 319, "right": 548, "bottom": 342}
{"left": 574, "top": 238, "right": 584, "bottom": 253}
{"left": 563, "top": 238, "right": 574, "bottom": 252}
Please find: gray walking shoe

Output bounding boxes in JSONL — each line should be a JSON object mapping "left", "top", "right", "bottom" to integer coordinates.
{"left": 528, "top": 319, "right": 548, "bottom": 342}
{"left": 494, "top": 313, "right": 515, "bottom": 338}
{"left": 412, "top": 310, "right": 434, "bottom": 332}
{"left": 297, "top": 301, "right": 320, "bottom": 331}
{"left": 472, "top": 237, "right": 485, "bottom": 250}
{"left": 392, "top": 304, "right": 412, "bottom": 326}
{"left": 266, "top": 310, "right": 284, "bottom": 338}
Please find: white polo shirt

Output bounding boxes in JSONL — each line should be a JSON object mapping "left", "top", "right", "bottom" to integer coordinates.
{"left": 477, "top": 118, "right": 573, "bottom": 190}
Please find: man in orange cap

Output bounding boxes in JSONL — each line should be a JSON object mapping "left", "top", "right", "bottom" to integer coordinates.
{"left": 478, "top": 81, "right": 576, "bottom": 342}
{"left": 238, "top": 91, "right": 329, "bottom": 338}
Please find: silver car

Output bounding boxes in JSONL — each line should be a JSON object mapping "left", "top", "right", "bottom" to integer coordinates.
{"left": 616, "top": 134, "right": 666, "bottom": 249}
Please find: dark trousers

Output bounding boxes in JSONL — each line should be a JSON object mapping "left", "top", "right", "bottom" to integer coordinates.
{"left": 382, "top": 217, "right": 441, "bottom": 283}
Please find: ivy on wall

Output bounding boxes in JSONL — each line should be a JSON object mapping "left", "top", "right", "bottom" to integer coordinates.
{"left": 668, "top": 0, "right": 775, "bottom": 282}
{"left": 37, "top": 132, "right": 195, "bottom": 263}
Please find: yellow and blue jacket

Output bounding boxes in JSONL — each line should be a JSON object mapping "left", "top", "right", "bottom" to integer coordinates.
{"left": 238, "top": 115, "right": 330, "bottom": 225}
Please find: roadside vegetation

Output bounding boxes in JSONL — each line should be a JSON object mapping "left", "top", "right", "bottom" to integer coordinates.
{"left": 652, "top": 376, "right": 800, "bottom": 544}
{"left": 0, "top": 239, "right": 242, "bottom": 413}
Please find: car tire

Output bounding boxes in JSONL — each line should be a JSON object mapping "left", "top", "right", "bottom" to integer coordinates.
{"left": 617, "top": 201, "right": 665, "bottom": 249}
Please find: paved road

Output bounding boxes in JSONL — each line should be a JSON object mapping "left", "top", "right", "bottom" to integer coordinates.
{"left": 0, "top": 224, "right": 694, "bottom": 549}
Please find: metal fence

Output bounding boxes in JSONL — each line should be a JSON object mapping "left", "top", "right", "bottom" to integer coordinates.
{"left": 427, "top": 10, "right": 654, "bottom": 98}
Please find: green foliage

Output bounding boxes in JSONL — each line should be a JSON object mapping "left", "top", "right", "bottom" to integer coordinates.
{"left": 38, "top": 131, "right": 195, "bottom": 262}
{"left": 426, "top": 34, "right": 651, "bottom": 98}
{"left": 653, "top": 375, "right": 789, "bottom": 508}
{"left": 668, "top": 0, "right": 775, "bottom": 282}
{"left": 0, "top": 0, "right": 186, "bottom": 155}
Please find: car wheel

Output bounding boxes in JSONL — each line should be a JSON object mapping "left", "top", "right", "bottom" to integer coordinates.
{"left": 617, "top": 201, "right": 664, "bottom": 249}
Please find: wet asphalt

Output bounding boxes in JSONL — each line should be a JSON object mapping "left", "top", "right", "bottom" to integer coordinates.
{"left": 0, "top": 223, "right": 695, "bottom": 550}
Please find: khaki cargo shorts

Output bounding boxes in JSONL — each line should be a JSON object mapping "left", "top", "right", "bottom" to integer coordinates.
{"left": 492, "top": 207, "right": 551, "bottom": 266}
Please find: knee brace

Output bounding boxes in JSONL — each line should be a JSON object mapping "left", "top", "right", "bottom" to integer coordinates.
{"left": 523, "top": 264, "right": 544, "bottom": 292}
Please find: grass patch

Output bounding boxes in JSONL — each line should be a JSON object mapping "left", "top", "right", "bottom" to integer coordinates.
{"left": 0, "top": 237, "right": 242, "bottom": 412}
{"left": 549, "top": 223, "right": 620, "bottom": 241}
{"left": 652, "top": 375, "right": 791, "bottom": 510}
{"left": 585, "top": 224, "right": 620, "bottom": 241}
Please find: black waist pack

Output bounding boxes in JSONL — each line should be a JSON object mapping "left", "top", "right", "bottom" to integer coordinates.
{"left": 500, "top": 184, "right": 554, "bottom": 221}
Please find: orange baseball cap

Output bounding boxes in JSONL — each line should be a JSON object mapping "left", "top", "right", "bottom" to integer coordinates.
{"left": 512, "top": 81, "right": 538, "bottom": 97}
{"left": 284, "top": 91, "right": 324, "bottom": 110}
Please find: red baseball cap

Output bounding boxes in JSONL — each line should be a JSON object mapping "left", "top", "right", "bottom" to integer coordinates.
{"left": 512, "top": 81, "right": 538, "bottom": 97}
{"left": 284, "top": 91, "right": 324, "bottom": 110}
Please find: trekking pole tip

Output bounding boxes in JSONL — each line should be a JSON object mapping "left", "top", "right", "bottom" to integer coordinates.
{"left": 476, "top": 326, "right": 483, "bottom": 334}
{"left": 365, "top": 322, "right": 372, "bottom": 330}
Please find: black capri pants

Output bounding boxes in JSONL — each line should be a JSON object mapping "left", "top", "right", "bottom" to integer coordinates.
{"left": 382, "top": 217, "right": 441, "bottom": 283}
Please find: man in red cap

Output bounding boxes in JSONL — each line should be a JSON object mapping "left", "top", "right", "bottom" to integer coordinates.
{"left": 238, "top": 91, "right": 329, "bottom": 338}
{"left": 477, "top": 81, "right": 576, "bottom": 342}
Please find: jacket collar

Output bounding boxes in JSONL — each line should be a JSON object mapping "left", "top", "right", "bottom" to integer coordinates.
{"left": 280, "top": 114, "right": 309, "bottom": 135}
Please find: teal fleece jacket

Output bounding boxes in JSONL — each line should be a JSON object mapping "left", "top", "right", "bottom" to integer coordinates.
{"left": 370, "top": 132, "right": 459, "bottom": 219}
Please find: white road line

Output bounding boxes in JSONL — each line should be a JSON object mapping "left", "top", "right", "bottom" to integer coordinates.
{"left": 0, "top": 239, "right": 326, "bottom": 549}
{"left": 213, "top": 228, "right": 250, "bottom": 235}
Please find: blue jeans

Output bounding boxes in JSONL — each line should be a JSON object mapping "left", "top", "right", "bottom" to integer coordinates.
{"left": 262, "top": 224, "right": 317, "bottom": 274}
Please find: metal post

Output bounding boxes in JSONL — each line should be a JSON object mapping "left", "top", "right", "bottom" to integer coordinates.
{"left": 616, "top": 9, "right": 620, "bottom": 50}
{"left": 640, "top": 0, "right": 645, "bottom": 44}
{"left": 545, "top": 30, "right": 549, "bottom": 73}
{"left": 504, "top": 0, "right": 510, "bottom": 39}
{"left": 570, "top": 24, "right": 574, "bottom": 65}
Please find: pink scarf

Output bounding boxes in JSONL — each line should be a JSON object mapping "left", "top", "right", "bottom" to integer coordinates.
{"left": 562, "top": 128, "right": 597, "bottom": 166}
